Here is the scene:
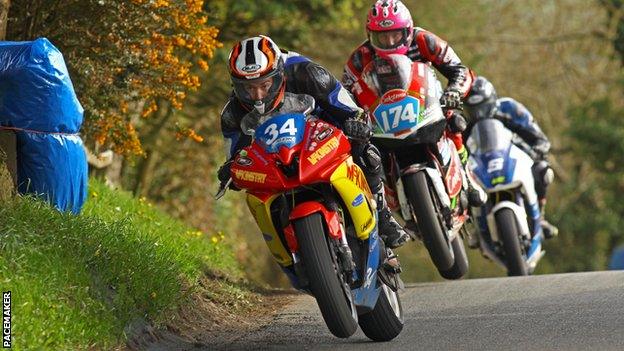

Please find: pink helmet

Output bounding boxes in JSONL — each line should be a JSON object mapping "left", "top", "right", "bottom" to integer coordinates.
{"left": 366, "top": 0, "right": 414, "bottom": 57}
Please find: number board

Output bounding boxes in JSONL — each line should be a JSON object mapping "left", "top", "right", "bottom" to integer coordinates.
{"left": 372, "top": 95, "right": 421, "bottom": 134}
{"left": 256, "top": 113, "right": 306, "bottom": 154}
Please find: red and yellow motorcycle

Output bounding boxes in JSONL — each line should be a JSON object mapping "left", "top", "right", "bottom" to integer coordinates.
{"left": 217, "top": 111, "right": 403, "bottom": 340}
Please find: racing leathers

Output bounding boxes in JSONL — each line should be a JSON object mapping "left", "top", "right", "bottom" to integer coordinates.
{"left": 220, "top": 50, "right": 409, "bottom": 248}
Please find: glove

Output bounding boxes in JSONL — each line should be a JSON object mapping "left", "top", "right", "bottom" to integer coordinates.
{"left": 217, "top": 161, "right": 240, "bottom": 191}
{"left": 344, "top": 118, "right": 372, "bottom": 142}
{"left": 532, "top": 140, "right": 551, "bottom": 160}
{"left": 441, "top": 89, "right": 462, "bottom": 109}
{"left": 446, "top": 110, "right": 467, "bottom": 133}
{"left": 217, "top": 161, "right": 232, "bottom": 184}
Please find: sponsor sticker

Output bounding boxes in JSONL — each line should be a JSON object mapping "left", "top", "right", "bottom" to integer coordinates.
{"left": 316, "top": 127, "right": 333, "bottom": 142}
{"left": 363, "top": 267, "right": 375, "bottom": 288}
{"left": 241, "top": 63, "right": 261, "bottom": 72}
{"left": 380, "top": 89, "right": 407, "bottom": 105}
{"left": 307, "top": 136, "right": 339, "bottom": 165}
{"left": 347, "top": 164, "right": 372, "bottom": 195}
{"left": 361, "top": 216, "right": 373, "bottom": 232}
{"left": 379, "top": 19, "right": 395, "bottom": 27}
{"left": 351, "top": 194, "right": 365, "bottom": 207}
{"left": 236, "top": 156, "right": 253, "bottom": 166}
{"left": 233, "top": 169, "right": 267, "bottom": 183}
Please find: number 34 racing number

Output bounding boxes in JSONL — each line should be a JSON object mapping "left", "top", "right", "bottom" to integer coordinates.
{"left": 256, "top": 113, "right": 306, "bottom": 154}
{"left": 263, "top": 118, "right": 297, "bottom": 145}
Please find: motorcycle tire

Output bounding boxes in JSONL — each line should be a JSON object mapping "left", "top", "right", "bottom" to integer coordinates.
{"left": 294, "top": 213, "right": 358, "bottom": 338}
{"left": 358, "top": 284, "right": 404, "bottom": 341}
{"left": 404, "top": 171, "right": 454, "bottom": 271}
{"left": 495, "top": 208, "right": 529, "bottom": 276}
{"left": 439, "top": 235, "right": 469, "bottom": 280}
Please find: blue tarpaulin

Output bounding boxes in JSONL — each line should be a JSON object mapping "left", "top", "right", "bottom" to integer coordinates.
{"left": 0, "top": 38, "right": 88, "bottom": 213}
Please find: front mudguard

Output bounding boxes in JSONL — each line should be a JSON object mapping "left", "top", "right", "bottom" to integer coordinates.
{"left": 486, "top": 201, "right": 531, "bottom": 243}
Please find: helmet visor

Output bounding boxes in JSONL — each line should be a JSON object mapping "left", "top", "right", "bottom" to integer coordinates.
{"left": 370, "top": 29, "right": 409, "bottom": 50}
{"left": 232, "top": 70, "right": 284, "bottom": 110}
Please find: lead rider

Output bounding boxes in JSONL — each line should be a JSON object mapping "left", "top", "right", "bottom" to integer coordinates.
{"left": 218, "top": 35, "right": 409, "bottom": 249}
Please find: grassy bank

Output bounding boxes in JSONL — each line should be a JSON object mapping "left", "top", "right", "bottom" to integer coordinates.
{"left": 0, "top": 179, "right": 253, "bottom": 350}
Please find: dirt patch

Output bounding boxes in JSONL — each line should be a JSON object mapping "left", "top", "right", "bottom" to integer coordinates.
{"left": 125, "top": 273, "right": 299, "bottom": 351}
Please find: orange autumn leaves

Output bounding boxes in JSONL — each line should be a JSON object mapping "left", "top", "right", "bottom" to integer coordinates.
{"left": 90, "top": 0, "right": 221, "bottom": 155}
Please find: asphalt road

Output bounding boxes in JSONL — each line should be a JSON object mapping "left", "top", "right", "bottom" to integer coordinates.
{"left": 209, "top": 271, "right": 624, "bottom": 351}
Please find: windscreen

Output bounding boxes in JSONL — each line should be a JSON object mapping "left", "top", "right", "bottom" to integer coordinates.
{"left": 468, "top": 118, "right": 513, "bottom": 154}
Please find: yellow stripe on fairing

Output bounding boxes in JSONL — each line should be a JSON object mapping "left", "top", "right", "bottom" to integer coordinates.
{"left": 246, "top": 193, "right": 293, "bottom": 267}
{"left": 330, "top": 157, "right": 376, "bottom": 240}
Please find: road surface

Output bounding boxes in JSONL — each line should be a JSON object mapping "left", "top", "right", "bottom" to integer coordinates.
{"left": 205, "top": 271, "right": 624, "bottom": 351}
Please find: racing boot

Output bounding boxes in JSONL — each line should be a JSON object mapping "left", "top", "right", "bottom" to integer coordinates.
{"left": 375, "top": 189, "right": 409, "bottom": 249}
{"left": 539, "top": 199, "right": 559, "bottom": 239}
{"left": 458, "top": 146, "right": 487, "bottom": 207}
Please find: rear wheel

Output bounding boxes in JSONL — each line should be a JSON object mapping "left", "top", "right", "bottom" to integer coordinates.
{"left": 495, "top": 208, "right": 528, "bottom": 276}
{"left": 294, "top": 213, "right": 358, "bottom": 338}
{"left": 358, "top": 284, "right": 404, "bottom": 341}
{"left": 404, "top": 171, "right": 454, "bottom": 271}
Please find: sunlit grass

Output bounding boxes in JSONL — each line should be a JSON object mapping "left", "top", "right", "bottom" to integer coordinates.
{"left": 0, "top": 179, "right": 242, "bottom": 350}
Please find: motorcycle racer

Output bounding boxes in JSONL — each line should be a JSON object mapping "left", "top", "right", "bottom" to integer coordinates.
{"left": 464, "top": 76, "right": 559, "bottom": 239}
{"left": 218, "top": 35, "right": 409, "bottom": 249}
{"left": 342, "top": 0, "right": 486, "bottom": 207}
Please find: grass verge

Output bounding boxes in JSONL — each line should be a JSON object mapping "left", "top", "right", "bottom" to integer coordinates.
{"left": 0, "top": 179, "right": 255, "bottom": 350}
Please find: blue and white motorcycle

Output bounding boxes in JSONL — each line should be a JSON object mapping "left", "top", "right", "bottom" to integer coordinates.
{"left": 466, "top": 118, "right": 545, "bottom": 276}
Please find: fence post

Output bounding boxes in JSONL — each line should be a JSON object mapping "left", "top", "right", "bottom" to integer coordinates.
{"left": 0, "top": 130, "right": 17, "bottom": 199}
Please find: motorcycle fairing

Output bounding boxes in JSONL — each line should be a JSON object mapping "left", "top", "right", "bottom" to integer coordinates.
{"left": 434, "top": 137, "right": 463, "bottom": 198}
{"left": 352, "top": 223, "right": 382, "bottom": 311}
{"left": 330, "top": 158, "right": 376, "bottom": 241}
{"left": 246, "top": 193, "right": 293, "bottom": 267}
{"left": 231, "top": 117, "right": 351, "bottom": 192}
{"left": 299, "top": 118, "right": 352, "bottom": 183}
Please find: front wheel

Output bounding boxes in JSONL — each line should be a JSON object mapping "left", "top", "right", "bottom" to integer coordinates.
{"left": 495, "top": 208, "right": 528, "bottom": 276}
{"left": 404, "top": 171, "right": 454, "bottom": 271}
{"left": 358, "top": 284, "right": 404, "bottom": 341}
{"left": 294, "top": 213, "right": 358, "bottom": 338}
{"left": 439, "top": 235, "right": 469, "bottom": 279}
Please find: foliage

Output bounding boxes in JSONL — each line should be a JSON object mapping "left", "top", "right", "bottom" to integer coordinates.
{"left": 0, "top": 179, "right": 242, "bottom": 349}
{"left": 552, "top": 92, "right": 624, "bottom": 271}
{"left": 601, "top": 0, "right": 624, "bottom": 64}
{"left": 7, "top": 0, "right": 222, "bottom": 155}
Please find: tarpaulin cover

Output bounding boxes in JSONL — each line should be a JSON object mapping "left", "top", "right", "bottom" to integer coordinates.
{"left": 0, "top": 38, "right": 88, "bottom": 213}
{"left": 0, "top": 38, "right": 84, "bottom": 133}
{"left": 17, "top": 131, "right": 88, "bottom": 214}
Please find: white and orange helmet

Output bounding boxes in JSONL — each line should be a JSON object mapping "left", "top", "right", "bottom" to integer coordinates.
{"left": 228, "top": 35, "right": 286, "bottom": 113}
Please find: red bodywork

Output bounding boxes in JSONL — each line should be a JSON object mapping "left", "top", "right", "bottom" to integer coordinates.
{"left": 231, "top": 118, "right": 351, "bottom": 195}
{"left": 230, "top": 117, "right": 352, "bottom": 252}
{"left": 353, "top": 60, "right": 467, "bottom": 215}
